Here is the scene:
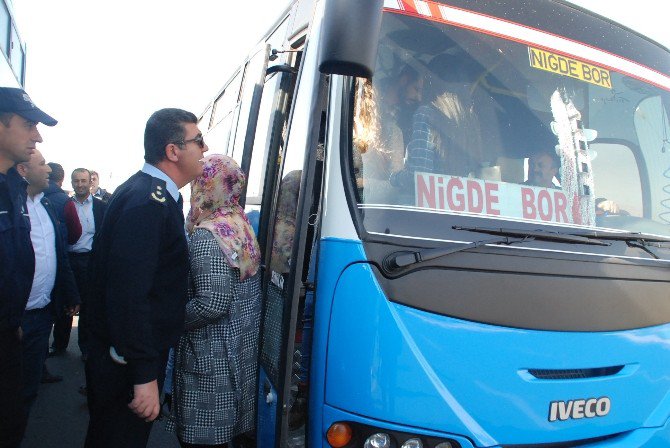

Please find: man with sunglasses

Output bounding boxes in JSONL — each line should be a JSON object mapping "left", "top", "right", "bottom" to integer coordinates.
{"left": 85, "top": 108, "right": 207, "bottom": 448}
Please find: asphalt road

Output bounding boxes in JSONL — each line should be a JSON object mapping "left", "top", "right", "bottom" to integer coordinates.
{"left": 22, "top": 318, "right": 179, "bottom": 448}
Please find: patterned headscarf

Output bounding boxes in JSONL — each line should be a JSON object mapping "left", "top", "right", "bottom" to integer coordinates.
{"left": 186, "top": 154, "right": 261, "bottom": 280}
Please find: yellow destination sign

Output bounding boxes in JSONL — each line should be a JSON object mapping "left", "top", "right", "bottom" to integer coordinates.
{"left": 528, "top": 47, "right": 612, "bottom": 89}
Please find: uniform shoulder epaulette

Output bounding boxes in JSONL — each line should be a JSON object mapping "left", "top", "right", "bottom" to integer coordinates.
{"left": 149, "top": 177, "right": 168, "bottom": 205}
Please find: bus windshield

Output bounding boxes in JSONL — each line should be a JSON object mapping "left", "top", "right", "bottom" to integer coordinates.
{"left": 350, "top": 4, "right": 670, "bottom": 240}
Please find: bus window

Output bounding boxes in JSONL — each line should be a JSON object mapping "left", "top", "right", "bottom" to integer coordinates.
{"left": 206, "top": 107, "right": 237, "bottom": 156}
{"left": 207, "top": 71, "right": 243, "bottom": 155}
{"left": 0, "top": 2, "right": 9, "bottom": 56}
{"left": 635, "top": 95, "right": 670, "bottom": 223}
{"left": 246, "top": 72, "right": 285, "bottom": 207}
{"left": 352, "top": 9, "right": 670, "bottom": 237}
{"left": 198, "top": 103, "right": 213, "bottom": 133}
{"left": 212, "top": 70, "right": 242, "bottom": 128}
{"left": 590, "top": 143, "right": 643, "bottom": 217}
{"left": 231, "top": 46, "right": 270, "bottom": 165}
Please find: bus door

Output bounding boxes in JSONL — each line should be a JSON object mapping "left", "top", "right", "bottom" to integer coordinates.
{"left": 227, "top": 11, "right": 325, "bottom": 445}
{"left": 252, "top": 49, "right": 327, "bottom": 448}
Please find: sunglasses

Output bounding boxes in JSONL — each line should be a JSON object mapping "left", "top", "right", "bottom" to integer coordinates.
{"left": 174, "top": 134, "right": 205, "bottom": 149}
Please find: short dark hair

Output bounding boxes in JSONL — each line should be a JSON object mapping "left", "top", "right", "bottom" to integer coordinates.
{"left": 398, "top": 64, "right": 419, "bottom": 84}
{"left": 144, "top": 108, "right": 198, "bottom": 165}
{"left": 90, "top": 170, "right": 99, "bottom": 177}
{"left": 47, "top": 162, "right": 65, "bottom": 183}
{"left": 533, "top": 149, "right": 561, "bottom": 169}
{"left": 71, "top": 167, "right": 91, "bottom": 180}
{"left": 0, "top": 112, "right": 12, "bottom": 127}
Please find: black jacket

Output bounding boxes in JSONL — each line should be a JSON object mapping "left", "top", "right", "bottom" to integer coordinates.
{"left": 40, "top": 196, "right": 80, "bottom": 315}
{"left": 93, "top": 188, "right": 112, "bottom": 203}
{"left": 89, "top": 171, "right": 188, "bottom": 384}
{"left": 44, "top": 181, "right": 69, "bottom": 222}
{"left": 0, "top": 168, "right": 34, "bottom": 331}
{"left": 91, "top": 195, "right": 107, "bottom": 238}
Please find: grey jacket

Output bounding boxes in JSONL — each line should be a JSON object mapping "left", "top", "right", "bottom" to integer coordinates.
{"left": 168, "top": 229, "right": 261, "bottom": 445}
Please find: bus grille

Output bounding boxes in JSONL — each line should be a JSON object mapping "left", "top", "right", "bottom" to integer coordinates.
{"left": 528, "top": 366, "right": 624, "bottom": 380}
{"left": 502, "top": 432, "right": 622, "bottom": 447}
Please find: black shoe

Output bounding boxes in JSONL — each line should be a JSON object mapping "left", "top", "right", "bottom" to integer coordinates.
{"left": 41, "top": 369, "right": 63, "bottom": 384}
{"left": 48, "top": 347, "right": 65, "bottom": 357}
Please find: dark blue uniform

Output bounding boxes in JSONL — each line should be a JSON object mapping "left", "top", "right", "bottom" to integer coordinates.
{"left": 85, "top": 171, "right": 188, "bottom": 448}
{"left": 0, "top": 167, "right": 35, "bottom": 331}
{"left": 0, "top": 167, "right": 35, "bottom": 447}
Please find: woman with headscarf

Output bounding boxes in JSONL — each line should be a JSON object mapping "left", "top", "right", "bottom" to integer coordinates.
{"left": 167, "top": 154, "right": 261, "bottom": 448}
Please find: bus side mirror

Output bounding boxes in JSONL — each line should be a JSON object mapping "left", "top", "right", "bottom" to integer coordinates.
{"left": 318, "top": 0, "right": 384, "bottom": 78}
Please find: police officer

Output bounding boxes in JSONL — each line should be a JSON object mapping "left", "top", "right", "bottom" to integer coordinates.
{"left": 0, "top": 87, "right": 57, "bottom": 448}
{"left": 85, "top": 108, "right": 207, "bottom": 448}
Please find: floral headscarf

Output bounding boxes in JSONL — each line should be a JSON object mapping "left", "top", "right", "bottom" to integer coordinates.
{"left": 186, "top": 154, "right": 261, "bottom": 280}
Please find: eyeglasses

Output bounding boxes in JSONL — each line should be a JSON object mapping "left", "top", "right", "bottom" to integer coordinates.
{"left": 174, "top": 134, "right": 205, "bottom": 149}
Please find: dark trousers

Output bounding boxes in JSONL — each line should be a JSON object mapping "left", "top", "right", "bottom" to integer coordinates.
{"left": 0, "top": 328, "right": 25, "bottom": 448}
{"left": 52, "top": 252, "right": 90, "bottom": 353}
{"left": 84, "top": 341, "right": 168, "bottom": 448}
{"left": 21, "top": 306, "right": 54, "bottom": 414}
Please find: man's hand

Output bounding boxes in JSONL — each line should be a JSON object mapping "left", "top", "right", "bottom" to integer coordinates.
{"left": 16, "top": 327, "right": 23, "bottom": 341}
{"left": 65, "top": 305, "right": 80, "bottom": 317}
{"left": 596, "top": 200, "right": 620, "bottom": 215}
{"left": 128, "top": 380, "right": 160, "bottom": 422}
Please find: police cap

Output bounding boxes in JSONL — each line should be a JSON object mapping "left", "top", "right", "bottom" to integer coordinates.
{"left": 0, "top": 87, "right": 57, "bottom": 126}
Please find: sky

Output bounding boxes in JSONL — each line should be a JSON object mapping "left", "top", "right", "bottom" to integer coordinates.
{"left": 13, "top": 0, "right": 291, "bottom": 189}
{"left": 11, "top": 0, "right": 670, "bottom": 191}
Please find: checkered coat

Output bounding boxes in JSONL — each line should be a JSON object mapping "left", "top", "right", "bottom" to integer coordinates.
{"left": 167, "top": 229, "right": 261, "bottom": 445}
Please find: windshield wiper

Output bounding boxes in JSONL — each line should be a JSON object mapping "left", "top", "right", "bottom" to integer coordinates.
{"left": 568, "top": 229, "right": 670, "bottom": 243}
{"left": 383, "top": 235, "right": 533, "bottom": 270}
{"left": 568, "top": 230, "right": 670, "bottom": 260}
{"left": 383, "top": 226, "right": 610, "bottom": 271}
{"left": 452, "top": 226, "right": 611, "bottom": 246}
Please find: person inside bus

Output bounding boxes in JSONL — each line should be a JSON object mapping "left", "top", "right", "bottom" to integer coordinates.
{"left": 376, "top": 63, "right": 423, "bottom": 162}
{"left": 524, "top": 149, "right": 561, "bottom": 188}
{"left": 352, "top": 73, "right": 421, "bottom": 204}
{"left": 352, "top": 78, "right": 387, "bottom": 202}
{"left": 168, "top": 154, "right": 261, "bottom": 448}
{"left": 524, "top": 149, "right": 626, "bottom": 217}
{"left": 389, "top": 53, "right": 490, "bottom": 192}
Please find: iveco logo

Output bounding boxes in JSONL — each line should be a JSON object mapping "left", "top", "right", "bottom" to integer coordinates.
{"left": 548, "top": 397, "right": 611, "bottom": 422}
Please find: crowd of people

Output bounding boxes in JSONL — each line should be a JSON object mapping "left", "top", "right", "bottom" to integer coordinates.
{"left": 1, "top": 87, "right": 262, "bottom": 448}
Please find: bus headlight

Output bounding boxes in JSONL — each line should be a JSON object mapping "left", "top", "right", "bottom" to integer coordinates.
{"left": 435, "top": 443, "right": 455, "bottom": 448}
{"left": 364, "top": 433, "right": 392, "bottom": 448}
{"left": 326, "top": 422, "right": 353, "bottom": 447}
{"left": 401, "top": 438, "right": 424, "bottom": 448}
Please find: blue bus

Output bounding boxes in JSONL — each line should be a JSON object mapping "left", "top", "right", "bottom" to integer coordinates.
{"left": 197, "top": 0, "right": 670, "bottom": 446}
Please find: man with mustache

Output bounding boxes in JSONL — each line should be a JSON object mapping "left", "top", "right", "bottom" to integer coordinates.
{"left": 85, "top": 108, "right": 208, "bottom": 448}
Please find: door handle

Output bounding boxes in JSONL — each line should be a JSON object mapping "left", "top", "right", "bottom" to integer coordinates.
{"left": 264, "top": 378, "right": 276, "bottom": 405}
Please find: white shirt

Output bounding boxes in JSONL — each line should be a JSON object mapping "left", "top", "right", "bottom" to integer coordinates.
{"left": 141, "top": 163, "right": 180, "bottom": 202}
{"left": 69, "top": 194, "right": 95, "bottom": 253}
{"left": 26, "top": 193, "right": 57, "bottom": 311}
